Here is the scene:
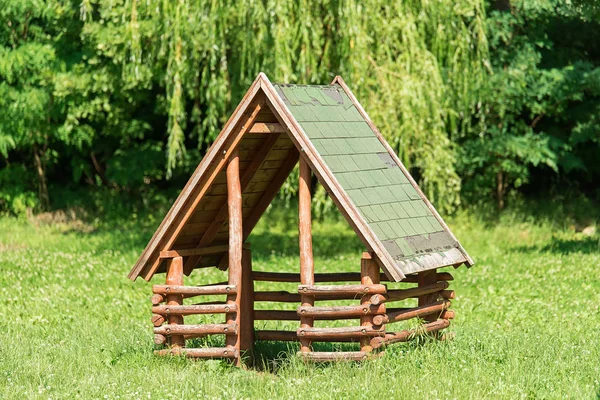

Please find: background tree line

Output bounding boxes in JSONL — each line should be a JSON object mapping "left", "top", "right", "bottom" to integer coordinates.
{"left": 1, "top": 0, "right": 598, "bottom": 216}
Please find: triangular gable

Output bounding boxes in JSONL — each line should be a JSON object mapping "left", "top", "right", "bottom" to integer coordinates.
{"left": 129, "top": 73, "right": 472, "bottom": 282}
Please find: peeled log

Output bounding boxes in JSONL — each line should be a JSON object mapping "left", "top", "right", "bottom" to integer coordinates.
{"left": 370, "top": 319, "right": 450, "bottom": 349}
{"left": 151, "top": 294, "right": 165, "bottom": 305}
{"left": 151, "top": 314, "right": 165, "bottom": 327}
{"left": 155, "top": 346, "right": 238, "bottom": 359}
{"left": 154, "top": 323, "right": 237, "bottom": 336}
{"left": 297, "top": 304, "right": 386, "bottom": 318}
{"left": 297, "top": 326, "right": 385, "bottom": 339}
{"left": 298, "top": 284, "right": 386, "bottom": 296}
{"left": 154, "top": 334, "right": 166, "bottom": 345}
{"left": 369, "top": 282, "right": 449, "bottom": 305}
{"left": 372, "top": 301, "right": 451, "bottom": 325}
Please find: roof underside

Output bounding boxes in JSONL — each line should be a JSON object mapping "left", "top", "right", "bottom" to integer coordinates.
{"left": 274, "top": 83, "right": 467, "bottom": 275}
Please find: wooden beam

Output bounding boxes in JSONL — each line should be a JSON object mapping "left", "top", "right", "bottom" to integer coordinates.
{"left": 226, "top": 149, "right": 243, "bottom": 366}
{"left": 239, "top": 248, "right": 254, "bottom": 359}
{"left": 298, "top": 156, "right": 314, "bottom": 354}
{"left": 165, "top": 257, "right": 185, "bottom": 348}
{"left": 360, "top": 252, "right": 381, "bottom": 352}
{"left": 183, "top": 133, "right": 282, "bottom": 274}
{"left": 248, "top": 122, "right": 286, "bottom": 133}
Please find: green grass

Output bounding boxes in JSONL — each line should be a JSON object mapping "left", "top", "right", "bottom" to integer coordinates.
{"left": 0, "top": 208, "right": 599, "bottom": 399}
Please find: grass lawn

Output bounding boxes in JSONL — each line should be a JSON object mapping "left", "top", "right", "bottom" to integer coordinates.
{"left": 0, "top": 208, "right": 599, "bottom": 399}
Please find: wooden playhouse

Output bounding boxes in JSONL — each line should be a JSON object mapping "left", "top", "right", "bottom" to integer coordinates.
{"left": 128, "top": 73, "right": 473, "bottom": 365}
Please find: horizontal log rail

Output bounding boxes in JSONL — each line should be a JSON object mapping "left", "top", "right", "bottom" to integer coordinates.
{"left": 297, "top": 304, "right": 386, "bottom": 318}
{"left": 441, "top": 310, "right": 455, "bottom": 320}
{"left": 154, "top": 323, "right": 237, "bottom": 336}
{"left": 252, "top": 271, "right": 453, "bottom": 283}
{"left": 370, "top": 319, "right": 450, "bottom": 349}
{"left": 297, "top": 326, "right": 385, "bottom": 339}
{"left": 254, "top": 290, "right": 368, "bottom": 302}
{"left": 155, "top": 346, "right": 238, "bottom": 358}
{"left": 152, "top": 304, "right": 237, "bottom": 316}
{"left": 372, "top": 301, "right": 451, "bottom": 325}
{"left": 297, "top": 351, "right": 371, "bottom": 362}
{"left": 152, "top": 284, "right": 237, "bottom": 296}
{"left": 298, "top": 284, "right": 387, "bottom": 296}
{"left": 369, "top": 282, "right": 449, "bottom": 305}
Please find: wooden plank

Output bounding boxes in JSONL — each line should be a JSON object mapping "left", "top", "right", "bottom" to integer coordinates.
{"left": 259, "top": 74, "right": 405, "bottom": 281}
{"left": 154, "top": 323, "right": 238, "bottom": 336}
{"left": 129, "top": 76, "right": 264, "bottom": 281}
{"left": 155, "top": 346, "right": 238, "bottom": 358}
{"left": 183, "top": 132, "right": 282, "bottom": 273}
{"left": 165, "top": 257, "right": 184, "bottom": 347}
{"left": 360, "top": 251, "right": 381, "bottom": 352}
{"left": 331, "top": 75, "right": 473, "bottom": 268}
{"left": 249, "top": 122, "right": 286, "bottom": 133}
{"left": 298, "top": 284, "right": 387, "bottom": 296}
{"left": 152, "top": 284, "right": 237, "bottom": 296}
{"left": 226, "top": 150, "right": 243, "bottom": 366}
{"left": 152, "top": 304, "right": 237, "bottom": 316}
{"left": 160, "top": 244, "right": 228, "bottom": 259}
{"left": 299, "top": 156, "right": 314, "bottom": 354}
{"left": 242, "top": 149, "right": 299, "bottom": 238}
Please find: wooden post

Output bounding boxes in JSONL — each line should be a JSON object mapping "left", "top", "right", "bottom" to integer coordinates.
{"left": 226, "top": 149, "right": 243, "bottom": 366}
{"left": 418, "top": 269, "right": 438, "bottom": 324}
{"left": 239, "top": 248, "right": 254, "bottom": 360}
{"left": 360, "top": 252, "right": 380, "bottom": 352}
{"left": 166, "top": 256, "right": 185, "bottom": 347}
{"left": 298, "top": 156, "right": 314, "bottom": 354}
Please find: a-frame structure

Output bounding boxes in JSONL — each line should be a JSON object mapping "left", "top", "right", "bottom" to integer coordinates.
{"left": 130, "top": 73, "right": 473, "bottom": 364}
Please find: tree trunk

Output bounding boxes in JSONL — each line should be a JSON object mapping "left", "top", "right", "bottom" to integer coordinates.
{"left": 33, "top": 144, "right": 49, "bottom": 211}
{"left": 496, "top": 171, "right": 505, "bottom": 210}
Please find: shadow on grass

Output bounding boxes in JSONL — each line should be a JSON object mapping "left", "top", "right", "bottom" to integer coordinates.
{"left": 512, "top": 235, "right": 600, "bottom": 255}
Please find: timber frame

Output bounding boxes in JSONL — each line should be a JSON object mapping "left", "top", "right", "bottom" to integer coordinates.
{"left": 130, "top": 73, "right": 473, "bottom": 364}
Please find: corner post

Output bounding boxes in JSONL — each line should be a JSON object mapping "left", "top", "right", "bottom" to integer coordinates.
{"left": 226, "top": 148, "right": 243, "bottom": 365}
{"left": 418, "top": 269, "right": 439, "bottom": 324}
{"left": 360, "top": 252, "right": 380, "bottom": 352}
{"left": 298, "top": 156, "right": 314, "bottom": 354}
{"left": 165, "top": 256, "right": 185, "bottom": 348}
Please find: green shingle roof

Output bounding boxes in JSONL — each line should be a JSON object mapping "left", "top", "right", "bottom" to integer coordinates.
{"left": 274, "top": 83, "right": 464, "bottom": 274}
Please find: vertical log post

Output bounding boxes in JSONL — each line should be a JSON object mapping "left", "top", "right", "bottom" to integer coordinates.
{"left": 360, "top": 252, "right": 380, "bottom": 352}
{"left": 239, "top": 248, "right": 254, "bottom": 359}
{"left": 298, "top": 157, "right": 314, "bottom": 354}
{"left": 418, "top": 269, "right": 439, "bottom": 335}
{"left": 226, "top": 149, "right": 244, "bottom": 366}
{"left": 166, "top": 256, "right": 185, "bottom": 347}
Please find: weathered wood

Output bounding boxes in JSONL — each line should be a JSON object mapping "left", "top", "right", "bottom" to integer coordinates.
{"left": 155, "top": 346, "right": 239, "bottom": 359}
{"left": 152, "top": 304, "right": 237, "bottom": 316}
{"left": 154, "top": 334, "right": 166, "bottom": 345}
{"left": 254, "top": 291, "right": 370, "bottom": 303}
{"left": 370, "top": 319, "right": 450, "bottom": 349}
{"left": 372, "top": 300, "right": 451, "bottom": 325}
{"left": 248, "top": 122, "right": 286, "bottom": 133}
{"left": 440, "top": 310, "right": 455, "bottom": 320}
{"left": 297, "top": 304, "right": 386, "bottom": 318}
{"left": 151, "top": 293, "right": 165, "bottom": 305}
{"left": 226, "top": 149, "right": 243, "bottom": 366}
{"left": 183, "top": 133, "right": 281, "bottom": 273}
{"left": 360, "top": 252, "right": 381, "bottom": 352}
{"left": 369, "top": 282, "right": 449, "bottom": 305}
{"left": 152, "top": 284, "right": 237, "bottom": 296}
{"left": 151, "top": 314, "right": 165, "bottom": 327}
{"left": 297, "top": 326, "right": 385, "bottom": 339}
{"left": 299, "top": 156, "right": 314, "bottom": 354}
{"left": 154, "top": 323, "right": 238, "bottom": 336}
{"left": 165, "top": 257, "right": 185, "bottom": 347}
{"left": 418, "top": 270, "right": 439, "bottom": 325}
{"left": 441, "top": 290, "right": 455, "bottom": 299}
{"left": 239, "top": 248, "right": 254, "bottom": 356}
{"left": 298, "top": 284, "right": 387, "bottom": 296}
{"left": 297, "top": 351, "right": 370, "bottom": 362}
